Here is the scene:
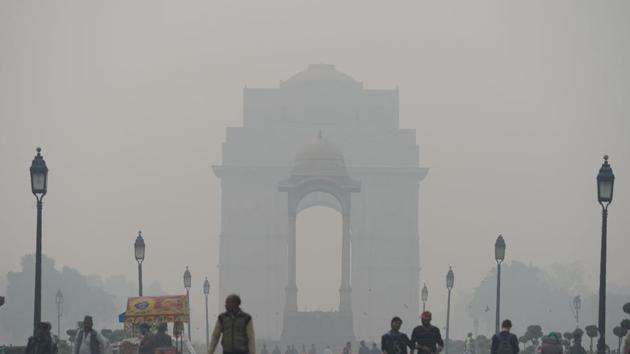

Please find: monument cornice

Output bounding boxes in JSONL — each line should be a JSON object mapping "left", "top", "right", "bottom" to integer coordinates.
{"left": 213, "top": 165, "right": 428, "bottom": 180}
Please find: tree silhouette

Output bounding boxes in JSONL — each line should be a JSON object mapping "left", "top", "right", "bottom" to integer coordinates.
{"left": 585, "top": 325, "right": 599, "bottom": 354}
{"left": 0, "top": 255, "right": 118, "bottom": 345}
{"left": 612, "top": 327, "right": 627, "bottom": 354}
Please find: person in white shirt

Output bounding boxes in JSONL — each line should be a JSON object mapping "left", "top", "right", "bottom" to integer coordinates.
{"left": 323, "top": 346, "right": 333, "bottom": 354}
{"left": 74, "top": 316, "right": 111, "bottom": 354}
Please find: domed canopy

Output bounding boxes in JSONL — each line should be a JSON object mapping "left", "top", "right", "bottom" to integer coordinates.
{"left": 292, "top": 131, "right": 347, "bottom": 177}
{"left": 281, "top": 64, "right": 361, "bottom": 89}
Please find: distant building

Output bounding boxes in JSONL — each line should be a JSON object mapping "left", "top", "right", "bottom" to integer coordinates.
{"left": 213, "top": 64, "right": 427, "bottom": 344}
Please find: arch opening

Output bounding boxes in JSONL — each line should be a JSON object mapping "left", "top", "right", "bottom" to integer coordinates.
{"left": 296, "top": 205, "right": 342, "bottom": 311}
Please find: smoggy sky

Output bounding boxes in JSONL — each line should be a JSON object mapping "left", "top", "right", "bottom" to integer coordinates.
{"left": 1, "top": 0, "right": 629, "bottom": 340}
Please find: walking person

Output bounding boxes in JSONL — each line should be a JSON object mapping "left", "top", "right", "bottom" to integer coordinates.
{"left": 138, "top": 323, "right": 154, "bottom": 354}
{"left": 490, "top": 320, "right": 519, "bottom": 354}
{"left": 410, "top": 312, "right": 444, "bottom": 354}
{"left": 26, "top": 322, "right": 57, "bottom": 354}
{"left": 343, "top": 343, "right": 352, "bottom": 354}
{"left": 382, "top": 317, "right": 412, "bottom": 354}
{"left": 271, "top": 346, "right": 281, "bottom": 354}
{"left": 74, "top": 316, "right": 110, "bottom": 354}
{"left": 569, "top": 329, "right": 586, "bottom": 354}
{"left": 359, "top": 341, "right": 370, "bottom": 354}
{"left": 208, "top": 294, "right": 256, "bottom": 354}
{"left": 261, "top": 345, "right": 268, "bottom": 354}
{"left": 309, "top": 344, "right": 317, "bottom": 354}
{"left": 323, "top": 346, "right": 333, "bottom": 354}
{"left": 371, "top": 343, "right": 381, "bottom": 354}
{"left": 464, "top": 333, "right": 474, "bottom": 354}
{"left": 153, "top": 323, "right": 173, "bottom": 348}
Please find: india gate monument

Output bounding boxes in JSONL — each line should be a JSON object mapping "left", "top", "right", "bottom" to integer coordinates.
{"left": 213, "top": 64, "right": 428, "bottom": 345}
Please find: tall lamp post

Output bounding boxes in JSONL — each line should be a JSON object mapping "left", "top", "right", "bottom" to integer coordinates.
{"left": 55, "top": 290, "right": 63, "bottom": 339}
{"left": 445, "top": 267, "right": 454, "bottom": 354}
{"left": 421, "top": 283, "right": 428, "bottom": 312}
{"left": 183, "top": 266, "right": 192, "bottom": 341}
{"left": 494, "top": 234, "right": 506, "bottom": 334}
{"left": 134, "top": 231, "right": 145, "bottom": 296}
{"left": 203, "top": 278, "right": 210, "bottom": 351}
{"left": 596, "top": 155, "right": 614, "bottom": 354}
{"left": 30, "top": 147, "right": 48, "bottom": 333}
{"left": 573, "top": 295, "right": 581, "bottom": 328}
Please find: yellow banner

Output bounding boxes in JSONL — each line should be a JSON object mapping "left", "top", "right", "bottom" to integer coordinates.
{"left": 126, "top": 295, "right": 189, "bottom": 319}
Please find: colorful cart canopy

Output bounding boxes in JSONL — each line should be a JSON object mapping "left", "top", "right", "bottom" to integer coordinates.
{"left": 124, "top": 295, "right": 189, "bottom": 324}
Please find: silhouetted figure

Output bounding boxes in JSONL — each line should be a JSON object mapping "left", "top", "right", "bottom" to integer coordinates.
{"left": 261, "top": 345, "right": 269, "bottom": 354}
{"left": 569, "top": 331, "right": 586, "bottom": 354}
{"left": 323, "top": 346, "right": 333, "bottom": 354}
{"left": 285, "top": 346, "right": 292, "bottom": 354}
{"left": 411, "top": 312, "right": 444, "bottom": 354}
{"left": 26, "top": 322, "right": 57, "bottom": 354}
{"left": 464, "top": 333, "right": 474, "bottom": 354}
{"left": 153, "top": 323, "right": 173, "bottom": 348}
{"left": 382, "top": 317, "right": 411, "bottom": 354}
{"left": 371, "top": 343, "right": 381, "bottom": 354}
{"left": 138, "top": 323, "right": 154, "bottom": 354}
{"left": 272, "top": 345, "right": 281, "bottom": 354}
{"left": 491, "top": 320, "right": 519, "bottom": 354}
{"left": 74, "top": 316, "right": 110, "bottom": 354}
{"left": 309, "top": 344, "right": 317, "bottom": 354}
{"left": 209, "top": 294, "right": 256, "bottom": 354}
{"left": 359, "top": 341, "right": 370, "bottom": 354}
{"left": 343, "top": 342, "right": 352, "bottom": 354}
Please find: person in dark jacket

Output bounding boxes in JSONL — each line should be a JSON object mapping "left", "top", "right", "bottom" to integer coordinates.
{"left": 382, "top": 317, "right": 412, "bottom": 354}
{"left": 152, "top": 323, "right": 173, "bottom": 348}
{"left": 26, "top": 322, "right": 57, "bottom": 354}
{"left": 208, "top": 294, "right": 255, "bottom": 354}
{"left": 410, "top": 312, "right": 444, "bottom": 354}
{"left": 491, "top": 320, "right": 519, "bottom": 354}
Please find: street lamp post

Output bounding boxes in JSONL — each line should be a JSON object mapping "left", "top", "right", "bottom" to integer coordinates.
{"left": 134, "top": 231, "right": 145, "bottom": 296}
{"left": 573, "top": 295, "right": 582, "bottom": 328}
{"left": 445, "top": 267, "right": 454, "bottom": 354}
{"left": 596, "top": 155, "right": 614, "bottom": 354}
{"left": 183, "top": 267, "right": 192, "bottom": 341}
{"left": 55, "top": 290, "right": 63, "bottom": 339}
{"left": 494, "top": 234, "right": 506, "bottom": 334}
{"left": 30, "top": 147, "right": 48, "bottom": 334}
{"left": 421, "top": 283, "right": 428, "bottom": 312}
{"left": 203, "top": 278, "right": 210, "bottom": 351}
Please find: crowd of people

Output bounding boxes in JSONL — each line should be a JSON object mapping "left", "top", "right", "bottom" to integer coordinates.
{"left": 24, "top": 295, "right": 630, "bottom": 354}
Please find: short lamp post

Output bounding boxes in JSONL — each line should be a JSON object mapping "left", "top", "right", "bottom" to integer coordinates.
{"left": 134, "top": 231, "right": 145, "bottom": 296}
{"left": 203, "top": 278, "right": 210, "bottom": 350}
{"left": 445, "top": 267, "right": 454, "bottom": 354}
{"left": 30, "top": 147, "right": 48, "bottom": 334}
{"left": 183, "top": 266, "right": 192, "bottom": 341}
{"left": 421, "top": 283, "right": 428, "bottom": 312}
{"left": 55, "top": 290, "right": 63, "bottom": 339}
{"left": 494, "top": 234, "right": 506, "bottom": 334}
{"left": 596, "top": 155, "right": 614, "bottom": 354}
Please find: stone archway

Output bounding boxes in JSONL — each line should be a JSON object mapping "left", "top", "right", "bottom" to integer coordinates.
{"left": 278, "top": 133, "right": 360, "bottom": 346}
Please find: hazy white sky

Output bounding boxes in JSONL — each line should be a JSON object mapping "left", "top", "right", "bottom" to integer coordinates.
{"left": 1, "top": 0, "right": 629, "bottom": 340}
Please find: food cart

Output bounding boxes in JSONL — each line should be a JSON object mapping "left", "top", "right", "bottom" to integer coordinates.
{"left": 122, "top": 295, "right": 189, "bottom": 354}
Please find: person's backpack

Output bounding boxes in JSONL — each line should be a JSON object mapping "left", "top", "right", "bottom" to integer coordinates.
{"left": 497, "top": 335, "right": 514, "bottom": 354}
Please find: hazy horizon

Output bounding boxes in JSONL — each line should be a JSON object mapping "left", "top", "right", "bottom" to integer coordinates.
{"left": 1, "top": 0, "right": 629, "bottom": 345}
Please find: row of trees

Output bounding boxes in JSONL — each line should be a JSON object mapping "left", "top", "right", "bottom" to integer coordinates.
{"left": 457, "top": 302, "right": 630, "bottom": 354}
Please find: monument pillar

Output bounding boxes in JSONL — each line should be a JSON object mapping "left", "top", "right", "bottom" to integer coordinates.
{"left": 285, "top": 211, "right": 298, "bottom": 313}
{"left": 340, "top": 212, "right": 352, "bottom": 312}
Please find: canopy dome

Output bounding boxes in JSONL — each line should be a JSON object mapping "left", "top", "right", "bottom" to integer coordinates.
{"left": 281, "top": 64, "right": 361, "bottom": 89}
{"left": 292, "top": 131, "right": 347, "bottom": 177}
